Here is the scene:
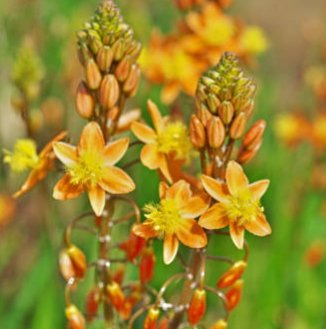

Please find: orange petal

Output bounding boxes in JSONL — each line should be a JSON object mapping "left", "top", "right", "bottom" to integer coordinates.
{"left": 131, "top": 121, "right": 156, "bottom": 143}
{"left": 160, "top": 83, "right": 180, "bottom": 105}
{"left": 147, "top": 99, "right": 163, "bottom": 132}
{"left": 159, "top": 155, "right": 172, "bottom": 183}
{"left": 133, "top": 223, "right": 159, "bottom": 239}
{"left": 53, "top": 142, "right": 77, "bottom": 166}
{"left": 163, "top": 234, "right": 179, "bottom": 264}
{"left": 159, "top": 181, "right": 169, "bottom": 199}
{"left": 53, "top": 174, "right": 84, "bottom": 200}
{"left": 199, "top": 203, "right": 229, "bottom": 230}
{"left": 248, "top": 179, "right": 270, "bottom": 201}
{"left": 78, "top": 121, "right": 105, "bottom": 153}
{"left": 244, "top": 213, "right": 272, "bottom": 236}
{"left": 103, "top": 138, "right": 129, "bottom": 165}
{"left": 141, "top": 144, "right": 160, "bottom": 169}
{"left": 100, "top": 166, "right": 135, "bottom": 194}
{"left": 166, "top": 180, "right": 191, "bottom": 203}
{"left": 230, "top": 223, "right": 245, "bottom": 249}
{"left": 176, "top": 219, "right": 207, "bottom": 248}
{"left": 40, "top": 131, "right": 68, "bottom": 156}
{"left": 180, "top": 195, "right": 210, "bottom": 218}
{"left": 201, "top": 175, "right": 229, "bottom": 202}
{"left": 88, "top": 185, "right": 106, "bottom": 216}
{"left": 226, "top": 161, "right": 249, "bottom": 196}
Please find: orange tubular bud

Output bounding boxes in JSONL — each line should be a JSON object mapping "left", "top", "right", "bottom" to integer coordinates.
{"left": 75, "top": 81, "right": 95, "bottom": 119}
{"left": 237, "top": 141, "right": 262, "bottom": 164}
{"left": 119, "top": 297, "right": 133, "bottom": 320}
{"left": 158, "top": 317, "right": 169, "bottom": 329}
{"left": 139, "top": 247, "right": 156, "bottom": 283}
{"left": 116, "top": 109, "right": 141, "bottom": 133}
{"left": 217, "top": 261, "right": 247, "bottom": 289}
{"left": 190, "top": 114, "right": 206, "bottom": 149}
{"left": 243, "top": 120, "right": 266, "bottom": 150}
{"left": 207, "top": 94, "right": 221, "bottom": 114}
{"left": 123, "top": 64, "right": 141, "bottom": 96}
{"left": 106, "top": 281, "right": 125, "bottom": 311}
{"left": 230, "top": 112, "right": 247, "bottom": 139}
{"left": 218, "top": 101, "right": 234, "bottom": 125}
{"left": 144, "top": 307, "right": 160, "bottom": 329}
{"left": 119, "top": 232, "right": 146, "bottom": 262}
{"left": 197, "top": 107, "right": 212, "bottom": 127}
{"left": 99, "top": 74, "right": 120, "bottom": 109}
{"left": 210, "top": 319, "right": 228, "bottom": 329}
{"left": 85, "top": 288, "right": 100, "bottom": 321}
{"left": 96, "top": 46, "right": 113, "bottom": 72}
{"left": 112, "top": 39, "right": 125, "bottom": 61}
{"left": 188, "top": 289, "right": 206, "bottom": 325}
{"left": 64, "top": 245, "right": 87, "bottom": 279}
{"left": 115, "top": 56, "right": 131, "bottom": 82}
{"left": 65, "top": 304, "right": 86, "bottom": 329}
{"left": 225, "top": 280, "right": 243, "bottom": 311}
{"left": 112, "top": 266, "right": 125, "bottom": 285}
{"left": 85, "top": 59, "right": 102, "bottom": 90}
{"left": 59, "top": 249, "right": 75, "bottom": 281}
{"left": 207, "top": 117, "right": 225, "bottom": 148}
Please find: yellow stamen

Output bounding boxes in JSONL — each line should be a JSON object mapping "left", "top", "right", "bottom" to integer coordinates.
{"left": 67, "top": 149, "right": 104, "bottom": 187}
{"left": 3, "top": 139, "right": 39, "bottom": 173}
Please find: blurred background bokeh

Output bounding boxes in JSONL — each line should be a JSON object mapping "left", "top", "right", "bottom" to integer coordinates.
{"left": 1, "top": 0, "right": 326, "bottom": 328}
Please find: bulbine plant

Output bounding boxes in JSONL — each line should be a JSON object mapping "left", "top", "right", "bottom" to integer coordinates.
{"left": 4, "top": 1, "right": 271, "bottom": 328}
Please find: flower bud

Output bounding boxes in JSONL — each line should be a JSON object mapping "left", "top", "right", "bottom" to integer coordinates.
{"left": 96, "top": 46, "right": 113, "bottom": 72}
{"left": 85, "top": 59, "right": 102, "bottom": 90}
{"left": 67, "top": 245, "right": 87, "bottom": 279}
{"left": 123, "top": 64, "right": 141, "bottom": 96}
{"left": 207, "top": 94, "right": 221, "bottom": 113}
{"left": 139, "top": 247, "right": 155, "bottom": 283}
{"left": 188, "top": 289, "right": 206, "bottom": 325}
{"left": 75, "top": 81, "right": 95, "bottom": 119}
{"left": 144, "top": 307, "right": 160, "bottom": 329}
{"left": 243, "top": 120, "right": 266, "bottom": 150}
{"left": 119, "top": 297, "right": 133, "bottom": 320}
{"left": 218, "top": 101, "right": 234, "bottom": 125}
{"left": 237, "top": 141, "right": 262, "bottom": 164}
{"left": 210, "top": 319, "right": 228, "bottom": 329}
{"left": 65, "top": 304, "right": 85, "bottom": 329}
{"left": 207, "top": 117, "right": 225, "bottom": 148}
{"left": 106, "top": 281, "right": 125, "bottom": 311}
{"left": 116, "top": 109, "right": 141, "bottom": 133}
{"left": 112, "top": 266, "right": 125, "bottom": 285}
{"left": 112, "top": 39, "right": 125, "bottom": 61}
{"left": 119, "top": 232, "right": 146, "bottom": 262}
{"left": 197, "top": 107, "right": 212, "bottom": 127}
{"left": 225, "top": 280, "right": 243, "bottom": 311}
{"left": 217, "top": 261, "right": 247, "bottom": 289}
{"left": 85, "top": 288, "right": 100, "bottom": 321}
{"left": 99, "top": 74, "right": 120, "bottom": 109}
{"left": 115, "top": 56, "right": 131, "bottom": 82}
{"left": 190, "top": 114, "right": 206, "bottom": 149}
{"left": 59, "top": 249, "right": 75, "bottom": 281}
{"left": 230, "top": 112, "right": 247, "bottom": 139}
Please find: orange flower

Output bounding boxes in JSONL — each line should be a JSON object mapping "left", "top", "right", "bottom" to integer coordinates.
{"left": 131, "top": 100, "right": 193, "bottom": 183}
{"left": 133, "top": 180, "right": 208, "bottom": 264}
{"left": 53, "top": 122, "right": 135, "bottom": 216}
{"left": 3, "top": 131, "right": 67, "bottom": 198}
{"left": 199, "top": 161, "right": 271, "bottom": 249}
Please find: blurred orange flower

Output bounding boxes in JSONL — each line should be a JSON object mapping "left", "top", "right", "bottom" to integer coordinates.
{"left": 199, "top": 161, "right": 271, "bottom": 249}
{"left": 53, "top": 121, "right": 135, "bottom": 216}
{"left": 133, "top": 180, "right": 209, "bottom": 264}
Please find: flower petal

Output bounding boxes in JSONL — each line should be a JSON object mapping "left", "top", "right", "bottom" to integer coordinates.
{"left": 244, "top": 214, "right": 272, "bottom": 236}
{"left": 88, "top": 185, "right": 105, "bottom": 216}
{"left": 53, "top": 174, "right": 84, "bottom": 200}
{"left": 131, "top": 121, "right": 156, "bottom": 143}
{"left": 226, "top": 161, "right": 249, "bottom": 196}
{"left": 176, "top": 219, "right": 207, "bottom": 248}
{"left": 53, "top": 142, "right": 77, "bottom": 166}
{"left": 159, "top": 155, "right": 172, "bottom": 183}
{"left": 248, "top": 179, "right": 270, "bottom": 201}
{"left": 99, "top": 166, "right": 135, "bottom": 194}
{"left": 166, "top": 180, "right": 191, "bottom": 203}
{"left": 163, "top": 234, "right": 179, "bottom": 264}
{"left": 201, "top": 175, "right": 230, "bottom": 203}
{"left": 78, "top": 121, "right": 105, "bottom": 153}
{"left": 40, "top": 131, "right": 68, "bottom": 156}
{"left": 141, "top": 144, "right": 160, "bottom": 169}
{"left": 133, "top": 223, "right": 159, "bottom": 239}
{"left": 103, "top": 138, "right": 129, "bottom": 165}
{"left": 230, "top": 223, "right": 245, "bottom": 249}
{"left": 147, "top": 99, "right": 164, "bottom": 133}
{"left": 159, "top": 181, "right": 169, "bottom": 199}
{"left": 199, "top": 203, "right": 229, "bottom": 230}
{"left": 180, "top": 195, "right": 210, "bottom": 218}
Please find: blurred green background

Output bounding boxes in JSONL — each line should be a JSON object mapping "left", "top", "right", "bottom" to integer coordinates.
{"left": 0, "top": 0, "right": 326, "bottom": 328}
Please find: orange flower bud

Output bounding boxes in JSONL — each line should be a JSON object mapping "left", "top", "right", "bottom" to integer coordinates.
{"left": 112, "top": 39, "right": 125, "bottom": 61}
{"left": 85, "top": 59, "right": 102, "bottom": 90}
{"left": 119, "top": 232, "right": 146, "bottom": 262}
{"left": 210, "top": 319, "right": 228, "bottom": 329}
{"left": 218, "top": 101, "right": 234, "bottom": 125}
{"left": 119, "top": 297, "right": 133, "bottom": 320}
{"left": 59, "top": 249, "right": 75, "bottom": 281}
{"left": 207, "top": 94, "right": 221, "bottom": 113}
{"left": 116, "top": 109, "right": 141, "bottom": 133}
{"left": 217, "top": 261, "right": 247, "bottom": 289}
{"left": 190, "top": 114, "right": 206, "bottom": 149}
{"left": 123, "top": 64, "right": 141, "bottom": 96}
{"left": 237, "top": 141, "right": 262, "bottom": 164}
{"left": 85, "top": 288, "right": 100, "bottom": 321}
{"left": 106, "top": 281, "right": 125, "bottom": 311}
{"left": 230, "top": 112, "right": 247, "bottom": 139}
{"left": 144, "top": 307, "right": 160, "bottom": 329}
{"left": 112, "top": 266, "right": 125, "bottom": 285}
{"left": 99, "top": 74, "right": 120, "bottom": 109}
{"left": 75, "top": 82, "right": 95, "bottom": 119}
{"left": 158, "top": 317, "right": 169, "bottom": 329}
{"left": 225, "top": 280, "right": 243, "bottom": 311}
{"left": 197, "top": 106, "right": 212, "bottom": 127}
{"left": 96, "top": 46, "right": 113, "bottom": 72}
{"left": 139, "top": 247, "right": 156, "bottom": 283}
{"left": 65, "top": 304, "right": 85, "bottom": 329}
{"left": 59, "top": 245, "right": 86, "bottom": 280}
{"left": 115, "top": 56, "right": 131, "bottom": 82}
{"left": 188, "top": 289, "right": 206, "bottom": 325}
{"left": 207, "top": 117, "right": 225, "bottom": 148}
{"left": 243, "top": 120, "right": 266, "bottom": 150}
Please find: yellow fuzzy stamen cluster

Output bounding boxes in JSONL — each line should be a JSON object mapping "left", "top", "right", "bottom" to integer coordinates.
{"left": 156, "top": 122, "right": 193, "bottom": 160}
{"left": 3, "top": 139, "right": 39, "bottom": 173}
{"left": 144, "top": 199, "right": 182, "bottom": 235}
{"left": 68, "top": 149, "right": 104, "bottom": 187}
